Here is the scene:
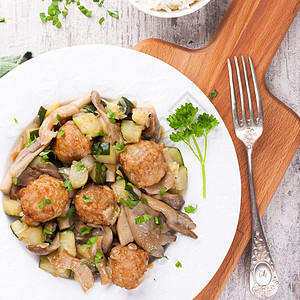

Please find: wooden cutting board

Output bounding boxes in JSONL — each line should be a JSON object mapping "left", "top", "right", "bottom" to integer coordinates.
{"left": 133, "top": 0, "right": 300, "bottom": 299}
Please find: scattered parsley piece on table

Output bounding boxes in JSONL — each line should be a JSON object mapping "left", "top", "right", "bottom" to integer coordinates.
{"left": 184, "top": 205, "right": 198, "bottom": 213}
{"left": 39, "top": 199, "right": 51, "bottom": 209}
{"left": 175, "top": 261, "right": 182, "bottom": 268}
{"left": 107, "top": 10, "right": 118, "bottom": 19}
{"left": 0, "top": 18, "right": 6, "bottom": 23}
{"left": 167, "top": 103, "right": 219, "bottom": 198}
{"left": 78, "top": 5, "right": 92, "bottom": 17}
{"left": 14, "top": 118, "right": 18, "bottom": 123}
{"left": 209, "top": 89, "right": 218, "bottom": 99}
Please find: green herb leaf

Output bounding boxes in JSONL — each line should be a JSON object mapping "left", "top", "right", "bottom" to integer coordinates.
{"left": 14, "top": 118, "right": 18, "bottom": 124}
{"left": 116, "top": 175, "right": 123, "bottom": 180}
{"left": 62, "top": 180, "right": 73, "bottom": 191}
{"left": 135, "top": 214, "right": 152, "bottom": 224}
{"left": 83, "top": 194, "right": 92, "bottom": 203}
{"left": 115, "top": 206, "right": 119, "bottom": 213}
{"left": 119, "top": 196, "right": 138, "bottom": 210}
{"left": 25, "top": 137, "right": 36, "bottom": 148}
{"left": 81, "top": 261, "right": 88, "bottom": 265}
{"left": 75, "top": 162, "right": 85, "bottom": 171}
{"left": 56, "top": 114, "right": 62, "bottom": 126}
{"left": 98, "top": 0, "right": 104, "bottom": 7}
{"left": 39, "top": 199, "right": 51, "bottom": 209}
{"left": 78, "top": 5, "right": 92, "bottom": 17}
{"left": 175, "top": 261, "right": 182, "bottom": 268}
{"left": 13, "top": 178, "right": 18, "bottom": 185}
{"left": 154, "top": 216, "right": 163, "bottom": 228}
{"left": 39, "top": 149, "right": 55, "bottom": 164}
{"left": 59, "top": 129, "right": 65, "bottom": 136}
{"left": 160, "top": 187, "right": 167, "bottom": 197}
{"left": 40, "top": 13, "right": 47, "bottom": 23}
{"left": 57, "top": 205, "right": 75, "bottom": 220}
{"left": 124, "top": 182, "right": 138, "bottom": 200}
{"left": 141, "top": 198, "right": 148, "bottom": 204}
{"left": 82, "top": 236, "right": 99, "bottom": 249}
{"left": 112, "top": 141, "right": 127, "bottom": 154}
{"left": 188, "top": 40, "right": 193, "bottom": 44}
{"left": 149, "top": 249, "right": 157, "bottom": 255}
{"left": 83, "top": 104, "right": 97, "bottom": 114}
{"left": 106, "top": 108, "right": 116, "bottom": 123}
{"left": 107, "top": 10, "right": 118, "bottom": 19}
{"left": 184, "top": 205, "right": 198, "bottom": 213}
{"left": 164, "top": 255, "right": 169, "bottom": 260}
{"left": 80, "top": 227, "right": 91, "bottom": 236}
{"left": 208, "top": 89, "right": 218, "bottom": 99}
{"left": 94, "top": 249, "right": 103, "bottom": 265}
{"left": 43, "top": 228, "right": 53, "bottom": 235}
{"left": 0, "top": 18, "right": 6, "bottom": 23}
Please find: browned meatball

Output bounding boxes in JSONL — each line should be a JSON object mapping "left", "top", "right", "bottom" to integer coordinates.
{"left": 74, "top": 184, "right": 117, "bottom": 225}
{"left": 119, "top": 140, "right": 167, "bottom": 188}
{"left": 52, "top": 121, "right": 92, "bottom": 165}
{"left": 109, "top": 244, "right": 148, "bottom": 289}
{"left": 19, "top": 174, "right": 69, "bottom": 223}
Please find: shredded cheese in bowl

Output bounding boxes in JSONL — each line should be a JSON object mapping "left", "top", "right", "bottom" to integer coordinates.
{"left": 135, "top": 0, "right": 199, "bottom": 12}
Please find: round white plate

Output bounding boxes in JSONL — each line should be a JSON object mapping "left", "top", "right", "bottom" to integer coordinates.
{"left": 0, "top": 45, "right": 240, "bottom": 300}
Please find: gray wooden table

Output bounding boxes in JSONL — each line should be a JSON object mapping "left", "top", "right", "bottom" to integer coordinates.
{"left": 0, "top": 1, "right": 299, "bottom": 299}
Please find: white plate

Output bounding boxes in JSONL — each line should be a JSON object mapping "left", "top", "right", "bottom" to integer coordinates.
{"left": 0, "top": 45, "right": 240, "bottom": 300}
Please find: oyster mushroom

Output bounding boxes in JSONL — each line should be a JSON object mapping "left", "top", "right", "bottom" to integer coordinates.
{"left": 55, "top": 249, "right": 94, "bottom": 293}
{"left": 116, "top": 204, "right": 134, "bottom": 246}
{"left": 125, "top": 202, "right": 176, "bottom": 258}
{"left": 35, "top": 162, "right": 63, "bottom": 180}
{"left": 90, "top": 225, "right": 113, "bottom": 254}
{"left": 39, "top": 93, "right": 92, "bottom": 145}
{"left": 27, "top": 233, "right": 59, "bottom": 255}
{"left": 143, "top": 106, "right": 161, "bottom": 140}
{"left": 154, "top": 192, "right": 185, "bottom": 210}
{"left": 142, "top": 193, "right": 198, "bottom": 239}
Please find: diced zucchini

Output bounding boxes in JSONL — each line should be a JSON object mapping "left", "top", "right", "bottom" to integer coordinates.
{"left": 92, "top": 142, "right": 110, "bottom": 156}
{"left": 165, "top": 147, "right": 184, "bottom": 167}
{"left": 93, "top": 143, "right": 117, "bottom": 164}
{"left": 22, "top": 226, "right": 43, "bottom": 245}
{"left": 11, "top": 220, "right": 28, "bottom": 239}
{"left": 20, "top": 216, "right": 40, "bottom": 227}
{"left": 117, "top": 97, "right": 134, "bottom": 115}
{"left": 25, "top": 127, "right": 40, "bottom": 144}
{"left": 37, "top": 106, "right": 47, "bottom": 126}
{"left": 111, "top": 179, "right": 141, "bottom": 201}
{"left": 79, "top": 155, "right": 96, "bottom": 174}
{"left": 83, "top": 104, "right": 97, "bottom": 115}
{"left": 44, "top": 102, "right": 61, "bottom": 117}
{"left": 2, "top": 199, "right": 22, "bottom": 216}
{"left": 76, "top": 245, "right": 91, "bottom": 259}
{"left": 73, "top": 112, "right": 102, "bottom": 139}
{"left": 90, "top": 161, "right": 107, "bottom": 184}
{"left": 69, "top": 163, "right": 88, "bottom": 189}
{"left": 58, "top": 230, "right": 76, "bottom": 257}
{"left": 39, "top": 251, "right": 71, "bottom": 278}
{"left": 43, "top": 221, "right": 57, "bottom": 242}
{"left": 29, "top": 155, "right": 43, "bottom": 169}
{"left": 121, "top": 120, "right": 143, "bottom": 143}
{"left": 58, "top": 167, "right": 70, "bottom": 181}
{"left": 175, "top": 166, "right": 188, "bottom": 191}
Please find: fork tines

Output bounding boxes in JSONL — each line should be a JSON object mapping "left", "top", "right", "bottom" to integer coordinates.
{"left": 227, "top": 55, "right": 264, "bottom": 127}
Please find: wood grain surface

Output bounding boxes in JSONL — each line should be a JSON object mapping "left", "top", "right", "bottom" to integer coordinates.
{"left": 0, "top": 0, "right": 299, "bottom": 299}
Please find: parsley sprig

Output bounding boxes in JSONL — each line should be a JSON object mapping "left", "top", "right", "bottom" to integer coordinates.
{"left": 167, "top": 103, "right": 219, "bottom": 198}
{"left": 112, "top": 141, "right": 127, "bottom": 154}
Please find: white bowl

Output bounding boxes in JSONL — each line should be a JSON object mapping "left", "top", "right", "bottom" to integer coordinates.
{"left": 128, "top": 0, "right": 212, "bottom": 18}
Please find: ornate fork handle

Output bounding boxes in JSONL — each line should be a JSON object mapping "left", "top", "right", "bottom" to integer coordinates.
{"left": 246, "top": 147, "right": 279, "bottom": 298}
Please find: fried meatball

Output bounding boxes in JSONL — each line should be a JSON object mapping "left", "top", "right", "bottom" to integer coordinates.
{"left": 109, "top": 244, "right": 148, "bottom": 290}
{"left": 74, "top": 184, "right": 117, "bottom": 225}
{"left": 19, "top": 174, "right": 69, "bottom": 223}
{"left": 119, "top": 140, "right": 167, "bottom": 188}
{"left": 52, "top": 121, "right": 92, "bottom": 165}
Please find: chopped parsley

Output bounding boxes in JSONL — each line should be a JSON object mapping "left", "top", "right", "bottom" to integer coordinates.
{"left": 184, "top": 205, "right": 198, "bottom": 213}
{"left": 135, "top": 214, "right": 152, "bottom": 224}
{"left": 112, "top": 141, "right": 127, "bottom": 154}
{"left": 83, "top": 194, "right": 92, "bottom": 203}
{"left": 116, "top": 175, "right": 123, "bottom": 180}
{"left": 14, "top": 118, "right": 18, "bottom": 124}
{"left": 13, "top": 178, "right": 18, "bottom": 185}
{"left": 119, "top": 196, "right": 138, "bottom": 209}
{"left": 94, "top": 249, "right": 103, "bottom": 265}
{"left": 175, "top": 261, "right": 182, "bottom": 268}
{"left": 59, "top": 129, "right": 65, "bottom": 136}
{"left": 39, "top": 150, "right": 55, "bottom": 164}
{"left": 154, "top": 216, "right": 163, "bottom": 228}
{"left": 80, "top": 260, "right": 88, "bottom": 265}
{"left": 107, "top": 10, "right": 118, "bottom": 19}
{"left": 99, "top": 17, "right": 104, "bottom": 24}
{"left": 115, "top": 206, "right": 119, "bottom": 213}
{"left": 80, "top": 226, "right": 91, "bottom": 236}
{"left": 160, "top": 187, "right": 167, "bottom": 197}
{"left": 106, "top": 108, "right": 116, "bottom": 123}
{"left": 188, "top": 40, "right": 193, "bottom": 44}
{"left": 149, "top": 249, "right": 157, "bottom": 255}
{"left": 83, "top": 104, "right": 97, "bottom": 114}
{"left": 39, "top": 199, "right": 51, "bottom": 209}
{"left": 164, "top": 256, "right": 169, "bottom": 260}
{"left": 56, "top": 114, "right": 62, "bottom": 126}
{"left": 0, "top": 18, "right": 6, "bottom": 23}
{"left": 98, "top": 0, "right": 104, "bottom": 6}
{"left": 40, "top": 13, "right": 47, "bottom": 23}
{"left": 25, "top": 137, "right": 36, "bottom": 148}
{"left": 208, "top": 89, "right": 218, "bottom": 99}
{"left": 167, "top": 103, "right": 219, "bottom": 198}
{"left": 57, "top": 205, "right": 75, "bottom": 220}
{"left": 141, "top": 198, "right": 148, "bottom": 204}
{"left": 75, "top": 162, "right": 85, "bottom": 171}
{"left": 78, "top": 5, "right": 92, "bottom": 17}
{"left": 82, "top": 236, "right": 99, "bottom": 249}
{"left": 43, "top": 228, "right": 53, "bottom": 235}
{"left": 62, "top": 180, "right": 73, "bottom": 191}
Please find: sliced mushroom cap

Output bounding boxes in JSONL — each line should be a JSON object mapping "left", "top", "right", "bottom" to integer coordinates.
{"left": 35, "top": 162, "right": 63, "bottom": 180}
{"left": 89, "top": 236, "right": 112, "bottom": 285}
{"left": 154, "top": 192, "right": 185, "bottom": 210}
{"left": 0, "top": 137, "right": 47, "bottom": 195}
{"left": 27, "top": 233, "right": 59, "bottom": 255}
{"left": 15, "top": 167, "right": 42, "bottom": 187}
{"left": 116, "top": 204, "right": 134, "bottom": 246}
{"left": 54, "top": 249, "right": 94, "bottom": 293}
{"left": 142, "top": 193, "right": 198, "bottom": 239}
{"left": 91, "top": 90, "right": 123, "bottom": 144}
{"left": 125, "top": 202, "right": 176, "bottom": 258}
{"left": 39, "top": 93, "right": 92, "bottom": 146}
{"left": 90, "top": 225, "right": 113, "bottom": 254}
{"left": 143, "top": 107, "right": 161, "bottom": 140}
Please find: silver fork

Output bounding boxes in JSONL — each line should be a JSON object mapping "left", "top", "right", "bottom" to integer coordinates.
{"left": 227, "top": 56, "right": 279, "bottom": 298}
